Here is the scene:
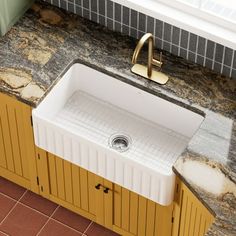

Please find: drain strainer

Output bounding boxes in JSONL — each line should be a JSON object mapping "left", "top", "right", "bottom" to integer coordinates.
{"left": 109, "top": 133, "right": 132, "bottom": 152}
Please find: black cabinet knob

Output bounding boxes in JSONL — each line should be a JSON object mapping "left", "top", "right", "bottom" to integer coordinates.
{"left": 103, "top": 187, "right": 109, "bottom": 193}
{"left": 95, "top": 184, "right": 101, "bottom": 190}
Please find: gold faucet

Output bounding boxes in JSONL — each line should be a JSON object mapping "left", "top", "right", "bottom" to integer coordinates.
{"left": 131, "top": 33, "right": 169, "bottom": 85}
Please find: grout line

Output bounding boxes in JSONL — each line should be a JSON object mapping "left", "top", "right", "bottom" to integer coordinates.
{"left": 97, "top": 0, "right": 99, "bottom": 24}
{"left": 17, "top": 201, "right": 51, "bottom": 218}
{"left": 36, "top": 205, "right": 60, "bottom": 236}
{"left": 169, "top": 25, "right": 173, "bottom": 54}
{"left": 105, "top": 0, "right": 108, "bottom": 27}
{"left": 212, "top": 42, "right": 216, "bottom": 70}
{"left": 220, "top": 46, "right": 226, "bottom": 74}
{"left": 203, "top": 39, "right": 208, "bottom": 67}
{"left": 88, "top": 0, "right": 91, "bottom": 21}
{"left": 82, "top": 221, "right": 93, "bottom": 235}
{"left": 229, "top": 50, "right": 235, "bottom": 77}
{"left": 0, "top": 190, "right": 28, "bottom": 226}
{"left": 161, "top": 21, "right": 164, "bottom": 49}
{"left": 178, "top": 29, "right": 182, "bottom": 56}
{"left": 195, "top": 35, "right": 199, "bottom": 63}
{"left": 50, "top": 218, "right": 84, "bottom": 234}
{"left": 186, "top": 31, "right": 190, "bottom": 60}
{"left": 0, "top": 191, "right": 56, "bottom": 220}
{"left": 128, "top": 7, "right": 131, "bottom": 36}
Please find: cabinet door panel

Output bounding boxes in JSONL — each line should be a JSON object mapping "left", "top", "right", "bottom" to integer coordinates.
{"left": 173, "top": 177, "right": 214, "bottom": 236}
{"left": 0, "top": 93, "right": 38, "bottom": 191}
{"left": 37, "top": 149, "right": 96, "bottom": 219}
{"left": 113, "top": 184, "right": 173, "bottom": 236}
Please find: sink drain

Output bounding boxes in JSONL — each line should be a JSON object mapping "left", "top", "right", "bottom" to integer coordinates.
{"left": 109, "top": 133, "right": 131, "bottom": 152}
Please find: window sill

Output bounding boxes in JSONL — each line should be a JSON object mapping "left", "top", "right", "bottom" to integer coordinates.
{"left": 113, "top": 0, "right": 236, "bottom": 50}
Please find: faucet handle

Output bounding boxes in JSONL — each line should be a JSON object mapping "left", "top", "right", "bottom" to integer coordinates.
{"left": 159, "top": 52, "right": 162, "bottom": 63}
{"left": 152, "top": 51, "right": 163, "bottom": 68}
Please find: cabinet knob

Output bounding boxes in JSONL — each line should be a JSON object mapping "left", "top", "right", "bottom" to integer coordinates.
{"left": 95, "top": 184, "right": 101, "bottom": 190}
{"left": 103, "top": 187, "right": 109, "bottom": 193}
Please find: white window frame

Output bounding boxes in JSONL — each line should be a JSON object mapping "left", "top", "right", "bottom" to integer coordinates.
{"left": 157, "top": 0, "right": 236, "bottom": 33}
{"left": 112, "top": 0, "right": 236, "bottom": 50}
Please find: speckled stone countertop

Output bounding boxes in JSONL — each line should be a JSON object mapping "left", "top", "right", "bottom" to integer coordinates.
{"left": 0, "top": 1, "right": 235, "bottom": 235}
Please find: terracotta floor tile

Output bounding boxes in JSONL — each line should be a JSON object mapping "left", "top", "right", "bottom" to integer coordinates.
{"left": 38, "top": 220, "right": 82, "bottom": 236}
{"left": 86, "top": 223, "right": 120, "bottom": 236}
{"left": 0, "top": 177, "right": 26, "bottom": 200}
{"left": 0, "top": 194, "right": 16, "bottom": 222}
{"left": 20, "top": 191, "right": 58, "bottom": 216}
{"left": 0, "top": 203, "right": 48, "bottom": 236}
{"left": 52, "top": 206, "right": 91, "bottom": 232}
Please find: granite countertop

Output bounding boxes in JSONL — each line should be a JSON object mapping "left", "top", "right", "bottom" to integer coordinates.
{"left": 0, "top": 1, "right": 235, "bottom": 235}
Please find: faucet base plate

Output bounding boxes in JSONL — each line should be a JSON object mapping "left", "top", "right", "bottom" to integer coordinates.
{"left": 131, "top": 64, "right": 169, "bottom": 85}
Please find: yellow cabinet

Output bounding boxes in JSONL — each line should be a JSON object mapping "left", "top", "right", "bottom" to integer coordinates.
{"left": 0, "top": 93, "right": 38, "bottom": 192}
{"left": 172, "top": 177, "right": 214, "bottom": 236}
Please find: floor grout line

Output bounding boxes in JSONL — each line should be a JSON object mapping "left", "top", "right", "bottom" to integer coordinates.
{"left": 0, "top": 190, "right": 28, "bottom": 226}
{"left": 49, "top": 218, "right": 84, "bottom": 235}
{"left": 82, "top": 221, "right": 93, "bottom": 235}
{"left": 36, "top": 205, "right": 60, "bottom": 236}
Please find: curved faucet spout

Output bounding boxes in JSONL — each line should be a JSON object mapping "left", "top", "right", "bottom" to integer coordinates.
{"left": 131, "top": 33, "right": 162, "bottom": 78}
{"left": 132, "top": 33, "right": 154, "bottom": 77}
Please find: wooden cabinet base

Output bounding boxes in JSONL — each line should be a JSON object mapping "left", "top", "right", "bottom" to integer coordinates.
{"left": 0, "top": 93, "right": 38, "bottom": 193}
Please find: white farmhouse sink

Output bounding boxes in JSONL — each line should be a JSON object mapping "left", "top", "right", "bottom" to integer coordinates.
{"left": 32, "top": 63, "right": 204, "bottom": 206}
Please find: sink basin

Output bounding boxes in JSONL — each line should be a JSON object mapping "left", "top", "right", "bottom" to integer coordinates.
{"left": 32, "top": 63, "right": 204, "bottom": 206}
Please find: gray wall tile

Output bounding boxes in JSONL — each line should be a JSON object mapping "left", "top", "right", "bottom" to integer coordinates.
{"left": 180, "top": 30, "right": 188, "bottom": 49}
{"left": 233, "top": 51, "right": 236, "bottom": 68}
{"left": 107, "top": 0, "right": 113, "bottom": 19}
{"left": 52, "top": 0, "right": 59, "bottom": 6}
{"left": 197, "top": 37, "right": 206, "bottom": 56}
{"left": 122, "top": 6, "right": 129, "bottom": 26}
{"left": 131, "top": 10, "right": 137, "bottom": 28}
{"left": 213, "top": 62, "right": 222, "bottom": 73}
{"left": 189, "top": 33, "right": 197, "bottom": 53}
{"left": 215, "top": 44, "right": 224, "bottom": 63}
{"left": 42, "top": 0, "right": 236, "bottom": 79}
{"left": 138, "top": 13, "right": 146, "bottom": 32}
{"left": 163, "top": 23, "right": 171, "bottom": 42}
{"left": 206, "top": 40, "right": 215, "bottom": 59}
{"left": 99, "top": 0, "right": 106, "bottom": 16}
{"left": 115, "top": 3, "right": 121, "bottom": 22}
{"left": 172, "top": 26, "right": 180, "bottom": 46}
{"left": 91, "top": 0, "right": 97, "bottom": 12}
{"left": 147, "top": 16, "right": 154, "bottom": 34}
{"left": 224, "top": 47, "right": 233, "bottom": 66}
{"left": 155, "top": 19, "right": 163, "bottom": 39}
{"left": 83, "top": 0, "right": 89, "bottom": 9}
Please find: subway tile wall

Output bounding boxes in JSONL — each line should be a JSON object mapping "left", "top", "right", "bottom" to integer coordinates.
{"left": 41, "top": 0, "right": 236, "bottom": 79}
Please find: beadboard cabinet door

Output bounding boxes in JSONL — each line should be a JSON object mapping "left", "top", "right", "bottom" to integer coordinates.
{"left": 172, "top": 177, "right": 215, "bottom": 236}
{"left": 0, "top": 92, "right": 38, "bottom": 192}
{"left": 113, "top": 184, "right": 174, "bottom": 236}
{"left": 36, "top": 148, "right": 104, "bottom": 221}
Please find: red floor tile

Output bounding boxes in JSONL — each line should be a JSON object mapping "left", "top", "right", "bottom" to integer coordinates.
{"left": 0, "top": 203, "right": 48, "bottom": 236}
{"left": 52, "top": 206, "right": 91, "bottom": 233}
{"left": 38, "top": 220, "right": 82, "bottom": 236}
{"left": 85, "top": 223, "right": 120, "bottom": 236}
{"left": 0, "top": 177, "right": 26, "bottom": 200}
{"left": 20, "top": 191, "right": 58, "bottom": 216}
{"left": 0, "top": 194, "right": 16, "bottom": 222}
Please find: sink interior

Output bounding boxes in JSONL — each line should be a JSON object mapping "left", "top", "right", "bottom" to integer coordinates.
{"left": 33, "top": 63, "right": 204, "bottom": 205}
